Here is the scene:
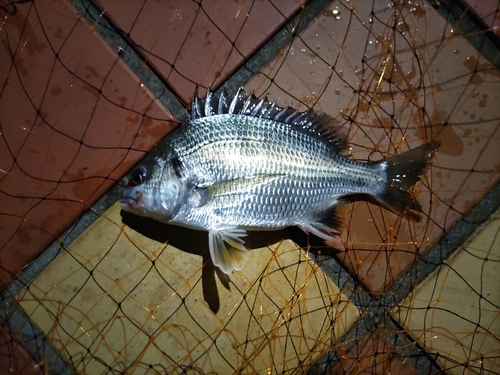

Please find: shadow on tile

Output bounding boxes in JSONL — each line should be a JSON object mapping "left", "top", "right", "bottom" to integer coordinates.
{"left": 120, "top": 210, "right": 340, "bottom": 313}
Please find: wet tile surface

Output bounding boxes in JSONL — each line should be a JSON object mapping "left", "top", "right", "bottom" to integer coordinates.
{"left": 17, "top": 202, "right": 359, "bottom": 373}
{"left": 93, "top": 0, "right": 304, "bottom": 104}
{"left": 1, "top": 0, "right": 499, "bottom": 373}
{"left": 245, "top": 0, "right": 500, "bottom": 293}
{"left": 0, "top": 0, "right": 175, "bottom": 287}
{"left": 0, "top": 324, "right": 42, "bottom": 375}
{"left": 393, "top": 210, "right": 500, "bottom": 374}
{"left": 328, "top": 329, "right": 416, "bottom": 375}
{"left": 466, "top": 0, "right": 500, "bottom": 29}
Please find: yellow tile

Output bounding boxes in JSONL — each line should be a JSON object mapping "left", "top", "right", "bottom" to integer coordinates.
{"left": 17, "top": 202, "right": 359, "bottom": 374}
{"left": 393, "top": 210, "right": 500, "bottom": 374}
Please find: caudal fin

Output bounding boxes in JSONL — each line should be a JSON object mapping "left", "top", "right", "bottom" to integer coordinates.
{"left": 375, "top": 141, "right": 440, "bottom": 222}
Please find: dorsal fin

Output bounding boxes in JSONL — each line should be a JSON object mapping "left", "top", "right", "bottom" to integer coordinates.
{"left": 189, "top": 88, "right": 347, "bottom": 153}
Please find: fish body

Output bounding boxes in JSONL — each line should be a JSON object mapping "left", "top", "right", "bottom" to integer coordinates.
{"left": 120, "top": 89, "right": 439, "bottom": 274}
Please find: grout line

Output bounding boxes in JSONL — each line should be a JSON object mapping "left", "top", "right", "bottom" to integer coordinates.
{"left": 215, "top": 0, "right": 334, "bottom": 96}
{"left": 3, "top": 1, "right": 341, "bottom": 374}
{"left": 390, "top": 179, "right": 500, "bottom": 306}
{"left": 69, "top": 0, "right": 189, "bottom": 123}
{"left": 309, "top": 2, "right": 500, "bottom": 371}
{"left": 5, "top": 0, "right": 499, "bottom": 374}
{"left": 0, "top": 294, "right": 72, "bottom": 375}
{"left": 388, "top": 317, "right": 444, "bottom": 374}
{"left": 430, "top": 0, "right": 500, "bottom": 69}
{"left": 0, "top": 185, "right": 124, "bottom": 375}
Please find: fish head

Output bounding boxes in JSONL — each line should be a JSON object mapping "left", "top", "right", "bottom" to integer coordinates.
{"left": 120, "top": 155, "right": 185, "bottom": 222}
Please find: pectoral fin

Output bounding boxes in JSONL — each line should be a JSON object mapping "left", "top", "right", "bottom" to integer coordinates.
{"left": 208, "top": 228, "right": 249, "bottom": 274}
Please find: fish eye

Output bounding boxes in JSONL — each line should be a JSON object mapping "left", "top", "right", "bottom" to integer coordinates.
{"left": 128, "top": 166, "right": 147, "bottom": 187}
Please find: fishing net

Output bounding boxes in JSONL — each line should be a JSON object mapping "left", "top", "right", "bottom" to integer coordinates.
{"left": 0, "top": 0, "right": 499, "bottom": 374}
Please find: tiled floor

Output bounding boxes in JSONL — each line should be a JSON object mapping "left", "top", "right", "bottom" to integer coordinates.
{"left": 467, "top": 0, "right": 500, "bottom": 30}
{"left": 17, "top": 202, "right": 359, "bottom": 373}
{"left": 0, "top": 0, "right": 176, "bottom": 287}
{"left": 394, "top": 210, "right": 500, "bottom": 374}
{"left": 0, "top": 0, "right": 499, "bottom": 374}
{"left": 92, "top": 0, "right": 304, "bottom": 104}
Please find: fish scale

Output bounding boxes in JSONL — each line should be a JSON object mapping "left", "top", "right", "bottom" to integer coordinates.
{"left": 169, "top": 114, "right": 380, "bottom": 230}
{"left": 120, "top": 89, "right": 440, "bottom": 274}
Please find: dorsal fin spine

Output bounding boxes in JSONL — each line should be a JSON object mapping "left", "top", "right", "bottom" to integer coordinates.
{"left": 218, "top": 90, "right": 227, "bottom": 114}
{"left": 190, "top": 88, "right": 347, "bottom": 154}
{"left": 251, "top": 97, "right": 265, "bottom": 116}
{"left": 204, "top": 91, "right": 212, "bottom": 116}
{"left": 242, "top": 95, "right": 252, "bottom": 114}
{"left": 228, "top": 88, "right": 241, "bottom": 114}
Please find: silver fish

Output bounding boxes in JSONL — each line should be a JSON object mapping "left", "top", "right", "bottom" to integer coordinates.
{"left": 120, "top": 88, "right": 439, "bottom": 274}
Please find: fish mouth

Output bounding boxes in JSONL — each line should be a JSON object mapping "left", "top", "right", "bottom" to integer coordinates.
{"left": 119, "top": 190, "right": 140, "bottom": 210}
{"left": 119, "top": 196, "right": 136, "bottom": 207}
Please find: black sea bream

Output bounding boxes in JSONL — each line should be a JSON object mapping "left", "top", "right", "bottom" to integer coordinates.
{"left": 120, "top": 89, "right": 439, "bottom": 274}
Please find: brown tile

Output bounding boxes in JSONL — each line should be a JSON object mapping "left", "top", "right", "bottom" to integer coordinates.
{"left": 94, "top": 0, "right": 304, "bottom": 103}
{"left": 246, "top": 0, "right": 500, "bottom": 293}
{"left": 327, "top": 330, "right": 416, "bottom": 375}
{"left": 0, "top": 323, "right": 43, "bottom": 375}
{"left": 0, "top": 0, "right": 175, "bottom": 287}
{"left": 465, "top": 0, "right": 500, "bottom": 29}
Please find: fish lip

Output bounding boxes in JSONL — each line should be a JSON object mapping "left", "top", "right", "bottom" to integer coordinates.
{"left": 119, "top": 196, "right": 135, "bottom": 205}
{"left": 119, "top": 193, "right": 139, "bottom": 209}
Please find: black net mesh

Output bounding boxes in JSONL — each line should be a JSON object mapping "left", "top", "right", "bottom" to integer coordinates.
{"left": 0, "top": 0, "right": 499, "bottom": 374}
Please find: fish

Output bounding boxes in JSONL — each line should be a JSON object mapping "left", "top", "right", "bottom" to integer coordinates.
{"left": 120, "top": 88, "right": 440, "bottom": 274}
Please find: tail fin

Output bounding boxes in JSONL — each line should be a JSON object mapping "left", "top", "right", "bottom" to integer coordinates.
{"left": 375, "top": 141, "right": 440, "bottom": 222}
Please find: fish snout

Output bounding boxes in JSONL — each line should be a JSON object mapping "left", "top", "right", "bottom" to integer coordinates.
{"left": 119, "top": 188, "right": 142, "bottom": 210}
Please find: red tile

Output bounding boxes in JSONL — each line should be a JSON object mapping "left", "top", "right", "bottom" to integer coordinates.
{"left": 245, "top": 1, "right": 500, "bottom": 293}
{"left": 94, "top": 0, "right": 304, "bottom": 103}
{"left": 0, "top": 0, "right": 175, "bottom": 287}
{"left": 0, "top": 323, "right": 43, "bottom": 375}
{"left": 465, "top": 0, "right": 500, "bottom": 30}
{"left": 327, "top": 330, "right": 416, "bottom": 375}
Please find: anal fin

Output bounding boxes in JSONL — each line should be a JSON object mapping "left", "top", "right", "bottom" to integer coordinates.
{"left": 208, "top": 228, "right": 248, "bottom": 274}
{"left": 299, "top": 203, "right": 347, "bottom": 248}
